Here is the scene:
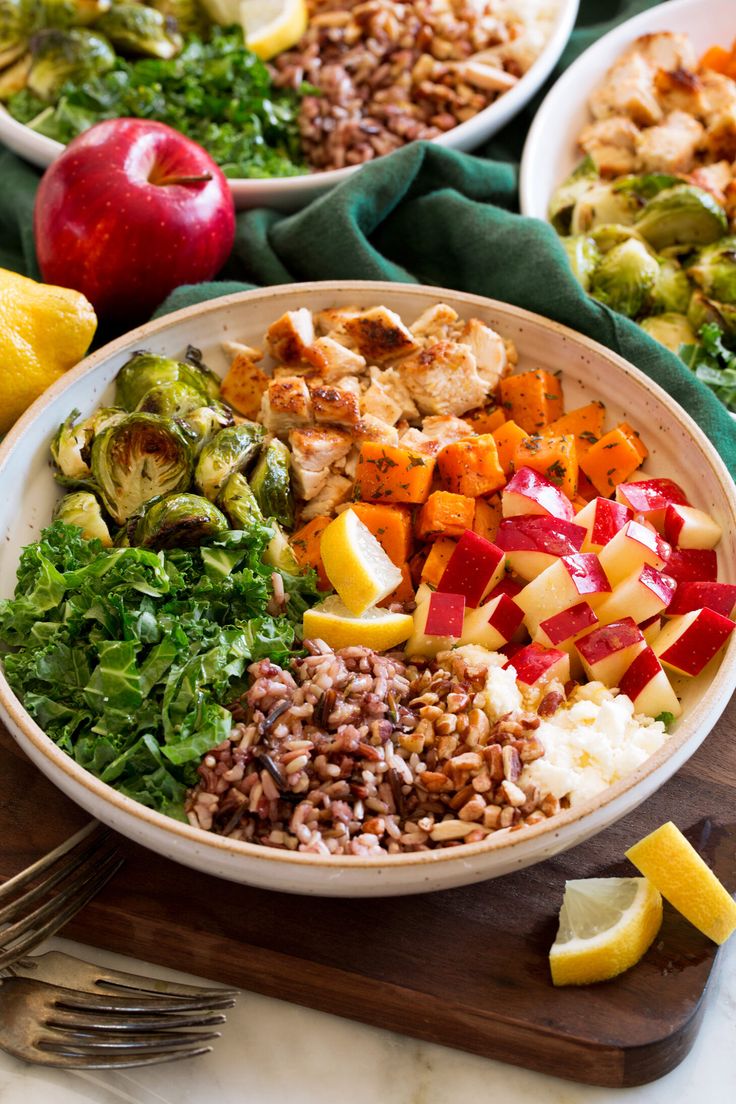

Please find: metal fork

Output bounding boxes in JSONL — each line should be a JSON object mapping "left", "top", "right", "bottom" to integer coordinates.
{"left": 0, "top": 823, "right": 122, "bottom": 969}
{"left": 0, "top": 975, "right": 225, "bottom": 1069}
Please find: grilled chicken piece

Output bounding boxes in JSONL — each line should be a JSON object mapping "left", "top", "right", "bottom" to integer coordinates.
{"left": 361, "top": 377, "right": 404, "bottom": 426}
{"left": 398, "top": 427, "right": 436, "bottom": 455}
{"left": 458, "top": 319, "right": 509, "bottom": 391}
{"left": 301, "top": 473, "right": 352, "bottom": 521}
{"left": 313, "top": 306, "right": 362, "bottom": 336}
{"left": 341, "top": 306, "right": 419, "bottom": 362}
{"left": 309, "top": 382, "right": 361, "bottom": 425}
{"left": 689, "top": 160, "right": 732, "bottom": 202}
{"left": 399, "top": 340, "right": 488, "bottom": 416}
{"left": 304, "top": 336, "right": 366, "bottom": 379}
{"left": 266, "top": 309, "right": 315, "bottom": 366}
{"left": 354, "top": 415, "right": 400, "bottom": 447}
{"left": 578, "top": 116, "right": 641, "bottom": 176}
{"left": 699, "top": 71, "right": 736, "bottom": 124}
{"left": 636, "top": 110, "right": 703, "bottom": 173}
{"left": 421, "top": 415, "right": 473, "bottom": 450}
{"left": 292, "top": 465, "right": 330, "bottom": 501}
{"left": 410, "top": 303, "right": 460, "bottom": 340}
{"left": 653, "top": 67, "right": 709, "bottom": 118}
{"left": 222, "top": 340, "right": 263, "bottom": 361}
{"left": 621, "top": 32, "right": 696, "bottom": 75}
{"left": 289, "top": 426, "right": 353, "bottom": 472}
{"left": 703, "top": 111, "right": 736, "bottom": 162}
{"left": 590, "top": 53, "right": 663, "bottom": 126}
{"left": 260, "top": 377, "right": 313, "bottom": 436}
{"left": 369, "top": 366, "right": 419, "bottom": 420}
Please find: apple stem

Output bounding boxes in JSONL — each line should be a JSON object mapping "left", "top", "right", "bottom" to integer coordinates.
{"left": 151, "top": 172, "right": 213, "bottom": 187}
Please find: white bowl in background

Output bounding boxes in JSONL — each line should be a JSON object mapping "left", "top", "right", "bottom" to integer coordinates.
{"left": 0, "top": 280, "right": 734, "bottom": 896}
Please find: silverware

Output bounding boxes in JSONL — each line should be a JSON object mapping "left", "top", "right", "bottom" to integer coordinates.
{"left": 0, "top": 975, "right": 223, "bottom": 1069}
{"left": 0, "top": 823, "right": 122, "bottom": 969}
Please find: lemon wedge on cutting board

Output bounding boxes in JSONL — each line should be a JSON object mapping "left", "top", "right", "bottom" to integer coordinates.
{"left": 626, "top": 821, "right": 736, "bottom": 944}
{"left": 303, "top": 596, "right": 413, "bottom": 651}
{"left": 549, "top": 877, "right": 662, "bottom": 986}
{"left": 320, "top": 508, "right": 402, "bottom": 615}
{"left": 240, "top": 0, "right": 308, "bottom": 60}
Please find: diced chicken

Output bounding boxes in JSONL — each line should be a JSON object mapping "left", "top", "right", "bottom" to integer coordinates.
{"left": 304, "top": 336, "right": 366, "bottom": 379}
{"left": 578, "top": 116, "right": 641, "bottom": 176}
{"left": 272, "top": 365, "right": 309, "bottom": 378}
{"left": 689, "top": 160, "right": 732, "bottom": 202}
{"left": 260, "top": 377, "right": 312, "bottom": 437}
{"left": 703, "top": 107, "right": 736, "bottom": 162}
{"left": 636, "top": 110, "right": 703, "bottom": 173}
{"left": 421, "top": 415, "right": 473, "bottom": 450}
{"left": 309, "top": 382, "right": 361, "bottom": 425}
{"left": 222, "top": 340, "right": 263, "bottom": 361}
{"left": 361, "top": 377, "right": 404, "bottom": 426}
{"left": 398, "top": 340, "right": 488, "bottom": 416}
{"left": 653, "top": 67, "right": 708, "bottom": 118}
{"left": 410, "top": 303, "right": 460, "bottom": 340}
{"left": 590, "top": 53, "right": 663, "bottom": 126}
{"left": 458, "top": 319, "right": 509, "bottom": 391}
{"left": 398, "top": 427, "right": 436, "bottom": 455}
{"left": 292, "top": 465, "right": 330, "bottom": 502}
{"left": 621, "top": 32, "right": 696, "bottom": 75}
{"left": 288, "top": 426, "right": 352, "bottom": 471}
{"left": 353, "top": 415, "right": 400, "bottom": 447}
{"left": 334, "top": 376, "right": 362, "bottom": 398}
{"left": 341, "top": 306, "right": 419, "bottom": 363}
{"left": 266, "top": 309, "right": 314, "bottom": 366}
{"left": 370, "top": 367, "right": 419, "bottom": 420}
{"left": 313, "top": 306, "right": 362, "bottom": 336}
{"left": 220, "top": 353, "right": 269, "bottom": 419}
{"left": 300, "top": 473, "right": 352, "bottom": 521}
{"left": 336, "top": 448, "right": 360, "bottom": 481}
{"left": 699, "top": 72, "right": 736, "bottom": 125}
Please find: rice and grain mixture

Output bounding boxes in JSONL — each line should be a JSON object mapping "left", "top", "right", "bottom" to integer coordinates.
{"left": 273, "top": 0, "right": 559, "bottom": 170}
{"left": 186, "top": 641, "right": 564, "bottom": 855}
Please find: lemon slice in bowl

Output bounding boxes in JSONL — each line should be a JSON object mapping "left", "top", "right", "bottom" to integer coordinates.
{"left": 320, "top": 508, "right": 402, "bottom": 615}
{"left": 626, "top": 822, "right": 736, "bottom": 945}
{"left": 549, "top": 877, "right": 662, "bottom": 986}
{"left": 303, "top": 596, "right": 413, "bottom": 651}
{"left": 240, "top": 0, "right": 308, "bottom": 60}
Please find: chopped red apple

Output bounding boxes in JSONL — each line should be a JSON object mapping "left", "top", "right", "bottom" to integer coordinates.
{"left": 406, "top": 592, "right": 465, "bottom": 657}
{"left": 516, "top": 553, "right": 611, "bottom": 635}
{"left": 596, "top": 565, "right": 677, "bottom": 627}
{"left": 575, "top": 617, "right": 647, "bottom": 686}
{"left": 460, "top": 593, "right": 524, "bottom": 650}
{"left": 537, "top": 602, "right": 598, "bottom": 647}
{"left": 494, "top": 516, "right": 586, "bottom": 581}
{"left": 618, "top": 647, "right": 682, "bottom": 719}
{"left": 436, "top": 530, "right": 505, "bottom": 608}
{"left": 597, "top": 520, "right": 670, "bottom": 586}
{"left": 640, "top": 614, "right": 662, "bottom": 645}
{"left": 663, "top": 504, "right": 722, "bottom": 550}
{"left": 502, "top": 467, "right": 574, "bottom": 522}
{"left": 615, "top": 478, "right": 689, "bottom": 529}
{"left": 486, "top": 575, "right": 523, "bottom": 601}
{"left": 508, "top": 642, "right": 570, "bottom": 691}
{"left": 667, "top": 581, "right": 736, "bottom": 618}
{"left": 652, "top": 607, "right": 735, "bottom": 677}
{"left": 576, "top": 496, "right": 632, "bottom": 553}
{"left": 664, "top": 548, "right": 718, "bottom": 584}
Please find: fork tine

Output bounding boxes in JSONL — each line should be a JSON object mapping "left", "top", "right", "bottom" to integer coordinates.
{"left": 46, "top": 1008, "right": 227, "bottom": 1031}
{"left": 0, "top": 838, "right": 119, "bottom": 930}
{"left": 0, "top": 830, "right": 114, "bottom": 927}
{"left": 52, "top": 987, "right": 236, "bottom": 1014}
{"left": 92, "top": 968, "right": 240, "bottom": 1001}
{"left": 34, "top": 1044, "right": 214, "bottom": 1069}
{"left": 39, "top": 1030, "right": 222, "bottom": 1053}
{"left": 0, "top": 824, "right": 102, "bottom": 905}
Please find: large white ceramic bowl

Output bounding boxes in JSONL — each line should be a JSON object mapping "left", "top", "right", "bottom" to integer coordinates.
{"left": 0, "top": 0, "right": 578, "bottom": 212}
{"left": 0, "top": 281, "right": 734, "bottom": 896}
{"left": 519, "top": 0, "right": 734, "bottom": 221}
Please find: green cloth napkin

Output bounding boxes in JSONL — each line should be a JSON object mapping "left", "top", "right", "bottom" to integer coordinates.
{"left": 2, "top": 0, "right": 735, "bottom": 471}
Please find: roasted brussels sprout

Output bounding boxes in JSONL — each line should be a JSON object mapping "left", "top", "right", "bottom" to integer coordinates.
{"left": 177, "top": 403, "right": 234, "bottom": 455}
{"left": 249, "top": 438, "right": 293, "bottom": 528}
{"left": 217, "top": 471, "right": 264, "bottom": 530}
{"left": 561, "top": 235, "right": 600, "bottom": 292}
{"left": 264, "top": 522, "right": 299, "bottom": 574}
{"left": 589, "top": 238, "right": 659, "bottom": 319}
{"left": 588, "top": 223, "right": 649, "bottom": 254}
{"left": 612, "top": 173, "right": 682, "bottom": 203}
{"left": 91, "top": 413, "right": 192, "bottom": 524}
{"left": 53, "top": 490, "right": 112, "bottom": 545}
{"left": 35, "top": 0, "right": 111, "bottom": 28}
{"left": 115, "top": 351, "right": 214, "bottom": 411}
{"left": 194, "top": 422, "right": 265, "bottom": 501}
{"left": 548, "top": 156, "right": 599, "bottom": 234}
{"left": 635, "top": 185, "right": 728, "bottom": 251}
{"left": 50, "top": 407, "right": 126, "bottom": 484}
{"left": 570, "top": 182, "right": 639, "bottom": 235}
{"left": 95, "top": 4, "right": 182, "bottom": 60}
{"left": 651, "top": 257, "right": 691, "bottom": 314}
{"left": 133, "top": 492, "right": 228, "bottom": 549}
{"left": 687, "top": 290, "right": 736, "bottom": 340}
{"left": 639, "top": 313, "right": 696, "bottom": 354}
{"left": 0, "top": 0, "right": 30, "bottom": 69}
{"left": 136, "top": 381, "right": 207, "bottom": 418}
{"left": 686, "top": 238, "right": 736, "bottom": 305}
{"left": 26, "top": 28, "right": 115, "bottom": 100}
{"left": 150, "top": 0, "right": 208, "bottom": 36}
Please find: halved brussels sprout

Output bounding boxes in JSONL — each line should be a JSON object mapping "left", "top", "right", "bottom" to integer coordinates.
{"left": 687, "top": 290, "right": 736, "bottom": 340}
{"left": 612, "top": 173, "right": 683, "bottom": 203}
{"left": 194, "top": 421, "right": 265, "bottom": 501}
{"left": 0, "top": 0, "right": 30, "bottom": 69}
{"left": 150, "top": 0, "right": 209, "bottom": 38}
{"left": 115, "top": 351, "right": 214, "bottom": 411}
{"left": 50, "top": 407, "right": 126, "bottom": 484}
{"left": 26, "top": 28, "right": 116, "bottom": 100}
{"left": 35, "top": 0, "right": 111, "bottom": 29}
{"left": 548, "top": 156, "right": 599, "bottom": 234}
{"left": 91, "top": 413, "right": 192, "bottom": 524}
{"left": 95, "top": 3, "right": 182, "bottom": 60}
{"left": 264, "top": 521, "right": 299, "bottom": 573}
{"left": 651, "top": 257, "right": 691, "bottom": 314}
{"left": 561, "top": 235, "right": 601, "bottom": 291}
{"left": 635, "top": 185, "right": 728, "bottom": 251}
{"left": 570, "top": 182, "right": 639, "bottom": 235}
{"left": 53, "top": 490, "right": 112, "bottom": 545}
{"left": 133, "top": 493, "right": 228, "bottom": 549}
{"left": 588, "top": 223, "right": 650, "bottom": 254}
{"left": 177, "top": 403, "right": 234, "bottom": 455}
{"left": 249, "top": 438, "right": 293, "bottom": 528}
{"left": 589, "top": 238, "right": 659, "bottom": 319}
{"left": 639, "top": 313, "right": 696, "bottom": 354}
{"left": 686, "top": 237, "right": 736, "bottom": 305}
{"left": 182, "top": 345, "right": 221, "bottom": 402}
{"left": 217, "top": 471, "right": 264, "bottom": 530}
{"left": 136, "top": 381, "right": 207, "bottom": 418}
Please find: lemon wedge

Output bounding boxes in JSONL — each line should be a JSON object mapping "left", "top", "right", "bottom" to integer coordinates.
{"left": 240, "top": 0, "right": 308, "bottom": 60}
{"left": 320, "top": 508, "right": 402, "bottom": 615}
{"left": 626, "top": 821, "right": 736, "bottom": 945}
{"left": 549, "top": 877, "right": 662, "bottom": 986}
{"left": 303, "top": 596, "right": 413, "bottom": 651}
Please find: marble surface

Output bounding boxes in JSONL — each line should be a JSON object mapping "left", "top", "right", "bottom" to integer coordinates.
{"left": 0, "top": 934, "right": 734, "bottom": 1103}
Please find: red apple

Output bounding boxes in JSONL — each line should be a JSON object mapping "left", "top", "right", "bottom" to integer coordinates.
{"left": 664, "top": 548, "right": 718, "bottom": 585}
{"left": 640, "top": 614, "right": 662, "bottom": 645}
{"left": 437, "top": 530, "right": 505, "bottom": 608}
{"left": 494, "top": 516, "right": 586, "bottom": 580}
{"left": 663, "top": 504, "right": 722, "bottom": 550}
{"left": 576, "top": 497, "right": 632, "bottom": 553}
{"left": 508, "top": 643, "right": 570, "bottom": 690}
{"left": 597, "top": 520, "right": 670, "bottom": 586}
{"left": 615, "top": 478, "right": 690, "bottom": 529}
{"left": 34, "top": 119, "right": 236, "bottom": 321}
{"left": 486, "top": 576, "right": 524, "bottom": 601}
{"left": 502, "top": 467, "right": 574, "bottom": 522}
{"left": 618, "top": 647, "right": 681, "bottom": 718}
{"left": 667, "top": 581, "right": 736, "bottom": 618}
{"left": 653, "top": 607, "right": 735, "bottom": 677}
{"left": 538, "top": 602, "right": 598, "bottom": 647}
{"left": 575, "top": 617, "right": 647, "bottom": 686}
{"left": 460, "top": 593, "right": 524, "bottom": 650}
{"left": 516, "top": 553, "right": 611, "bottom": 635}
{"left": 406, "top": 592, "right": 465, "bottom": 657}
{"left": 596, "top": 564, "right": 677, "bottom": 627}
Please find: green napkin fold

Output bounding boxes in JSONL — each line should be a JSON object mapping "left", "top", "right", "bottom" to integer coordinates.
{"left": 1, "top": 0, "right": 735, "bottom": 471}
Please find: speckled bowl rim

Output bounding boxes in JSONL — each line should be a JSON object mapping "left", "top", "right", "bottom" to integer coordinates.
{"left": 0, "top": 280, "right": 734, "bottom": 872}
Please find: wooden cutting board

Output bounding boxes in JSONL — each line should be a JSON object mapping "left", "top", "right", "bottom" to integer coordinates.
{"left": 2, "top": 702, "right": 735, "bottom": 1089}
